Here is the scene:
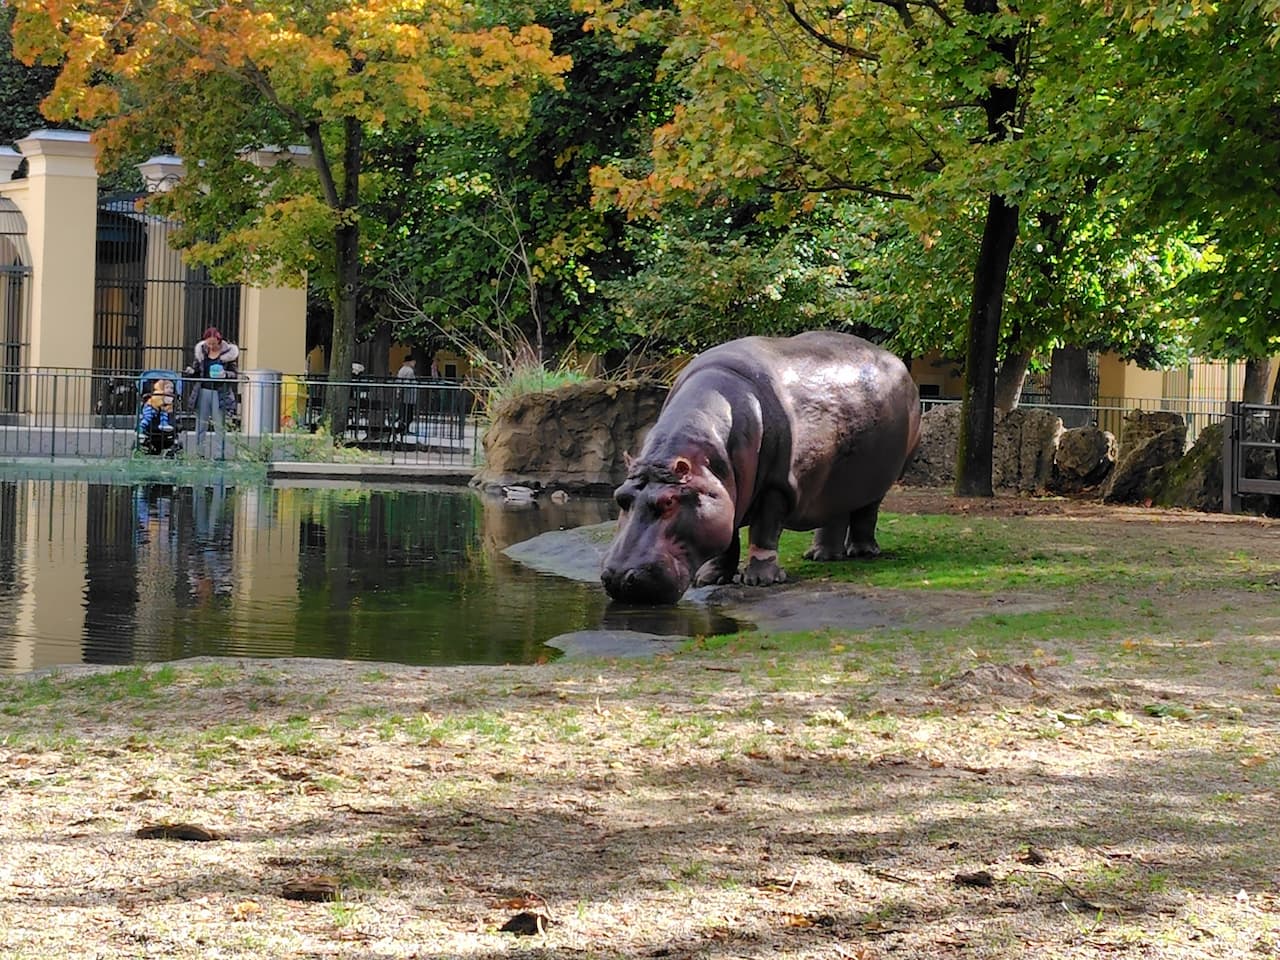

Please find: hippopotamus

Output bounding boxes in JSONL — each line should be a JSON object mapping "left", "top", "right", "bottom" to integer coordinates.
{"left": 599, "top": 331, "right": 920, "bottom": 604}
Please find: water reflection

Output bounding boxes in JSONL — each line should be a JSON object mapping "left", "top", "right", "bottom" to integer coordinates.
{"left": 600, "top": 601, "right": 743, "bottom": 638}
{"left": 0, "top": 474, "right": 630, "bottom": 674}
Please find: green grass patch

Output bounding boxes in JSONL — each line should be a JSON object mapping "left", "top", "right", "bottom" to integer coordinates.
{"left": 777, "top": 512, "right": 1269, "bottom": 594}
{"left": 55, "top": 665, "right": 180, "bottom": 704}
{"left": 0, "top": 675, "right": 65, "bottom": 716}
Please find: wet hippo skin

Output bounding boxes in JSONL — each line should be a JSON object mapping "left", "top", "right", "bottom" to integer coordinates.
{"left": 600, "top": 331, "right": 921, "bottom": 605}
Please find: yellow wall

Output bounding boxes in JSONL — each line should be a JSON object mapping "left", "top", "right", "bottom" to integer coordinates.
{"left": 909, "top": 351, "right": 964, "bottom": 399}
{"left": 1097, "top": 353, "right": 1166, "bottom": 402}
{"left": 240, "top": 282, "right": 308, "bottom": 373}
{"left": 4, "top": 131, "right": 98, "bottom": 373}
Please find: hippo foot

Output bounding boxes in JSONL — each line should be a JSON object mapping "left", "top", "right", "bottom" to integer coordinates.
{"left": 694, "top": 568, "right": 734, "bottom": 587}
{"left": 741, "top": 557, "right": 787, "bottom": 586}
{"left": 803, "top": 545, "right": 846, "bottom": 561}
{"left": 846, "top": 542, "right": 881, "bottom": 559}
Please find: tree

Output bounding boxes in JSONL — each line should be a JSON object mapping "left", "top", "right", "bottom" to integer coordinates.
{"left": 0, "top": 4, "right": 61, "bottom": 148}
{"left": 358, "top": 1, "right": 672, "bottom": 369}
{"left": 576, "top": 0, "right": 1138, "bottom": 496}
{"left": 1086, "top": 2, "right": 1280, "bottom": 390}
{"left": 14, "top": 0, "right": 569, "bottom": 433}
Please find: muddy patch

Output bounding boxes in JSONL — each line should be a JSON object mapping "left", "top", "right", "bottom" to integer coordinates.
{"left": 513, "top": 522, "right": 1055, "bottom": 651}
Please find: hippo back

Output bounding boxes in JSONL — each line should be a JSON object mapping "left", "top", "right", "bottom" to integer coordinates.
{"left": 669, "top": 331, "right": 919, "bottom": 529}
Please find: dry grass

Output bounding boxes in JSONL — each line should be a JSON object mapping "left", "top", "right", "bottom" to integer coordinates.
{"left": 2, "top": 501, "right": 1280, "bottom": 959}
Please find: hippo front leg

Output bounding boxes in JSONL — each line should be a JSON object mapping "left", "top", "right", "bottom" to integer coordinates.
{"left": 694, "top": 530, "right": 741, "bottom": 586}
{"left": 742, "top": 491, "right": 789, "bottom": 586}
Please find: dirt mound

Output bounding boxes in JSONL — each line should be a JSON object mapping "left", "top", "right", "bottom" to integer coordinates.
{"left": 935, "top": 662, "right": 1062, "bottom": 701}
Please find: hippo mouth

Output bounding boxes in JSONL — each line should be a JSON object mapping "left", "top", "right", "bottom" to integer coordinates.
{"left": 600, "top": 557, "right": 691, "bottom": 606}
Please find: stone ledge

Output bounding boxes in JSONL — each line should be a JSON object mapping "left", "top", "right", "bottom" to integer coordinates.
{"left": 266, "top": 461, "right": 475, "bottom": 485}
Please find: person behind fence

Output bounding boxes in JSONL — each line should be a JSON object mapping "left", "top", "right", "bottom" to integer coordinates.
{"left": 138, "top": 378, "right": 176, "bottom": 437}
{"left": 396, "top": 355, "right": 417, "bottom": 434}
{"left": 185, "top": 327, "right": 240, "bottom": 451}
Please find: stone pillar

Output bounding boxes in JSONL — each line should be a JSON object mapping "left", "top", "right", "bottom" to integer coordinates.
{"left": 12, "top": 131, "right": 98, "bottom": 370}
{"left": 239, "top": 282, "right": 307, "bottom": 373}
{"left": 0, "top": 147, "right": 22, "bottom": 181}
{"left": 137, "top": 156, "right": 190, "bottom": 369}
{"left": 238, "top": 146, "right": 311, "bottom": 374}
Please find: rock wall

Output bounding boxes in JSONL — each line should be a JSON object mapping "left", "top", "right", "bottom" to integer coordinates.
{"left": 1102, "top": 410, "right": 1188, "bottom": 504}
{"left": 472, "top": 380, "right": 668, "bottom": 495}
{"left": 1154, "top": 418, "right": 1279, "bottom": 513}
{"left": 901, "top": 405, "right": 961, "bottom": 487}
{"left": 479, "top": 383, "right": 1230, "bottom": 511}
{"left": 903, "top": 404, "right": 1067, "bottom": 493}
{"left": 1050, "top": 426, "right": 1117, "bottom": 493}
{"left": 993, "top": 408, "right": 1064, "bottom": 493}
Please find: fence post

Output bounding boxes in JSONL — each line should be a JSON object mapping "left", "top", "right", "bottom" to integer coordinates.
{"left": 1222, "top": 401, "right": 1240, "bottom": 515}
{"left": 48, "top": 372, "right": 57, "bottom": 462}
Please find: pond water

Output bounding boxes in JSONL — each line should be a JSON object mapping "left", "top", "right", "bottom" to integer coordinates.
{"left": 0, "top": 472, "right": 744, "bottom": 675}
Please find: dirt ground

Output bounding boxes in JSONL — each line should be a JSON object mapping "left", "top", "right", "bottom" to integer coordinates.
{"left": 2, "top": 490, "right": 1279, "bottom": 959}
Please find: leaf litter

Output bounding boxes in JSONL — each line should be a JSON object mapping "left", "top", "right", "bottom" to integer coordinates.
{"left": 1, "top": 491, "right": 1279, "bottom": 958}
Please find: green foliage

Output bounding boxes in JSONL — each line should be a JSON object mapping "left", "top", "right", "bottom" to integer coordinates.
{"left": 597, "top": 203, "right": 876, "bottom": 354}
{"left": 851, "top": 199, "right": 1200, "bottom": 369}
{"left": 1083, "top": 2, "right": 1280, "bottom": 361}
{"left": 361, "top": 1, "right": 671, "bottom": 361}
{"left": 486, "top": 366, "right": 589, "bottom": 409}
{"left": 0, "top": 5, "right": 61, "bottom": 146}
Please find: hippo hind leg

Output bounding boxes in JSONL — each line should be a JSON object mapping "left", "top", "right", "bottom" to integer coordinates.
{"left": 803, "top": 522, "right": 849, "bottom": 561}
{"left": 845, "top": 498, "right": 883, "bottom": 559}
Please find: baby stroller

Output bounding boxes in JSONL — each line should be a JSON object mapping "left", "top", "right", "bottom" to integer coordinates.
{"left": 135, "top": 369, "right": 185, "bottom": 457}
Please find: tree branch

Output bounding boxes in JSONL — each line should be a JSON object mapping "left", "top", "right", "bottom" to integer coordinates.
{"left": 764, "top": 179, "right": 914, "bottom": 202}
{"left": 784, "top": 2, "right": 879, "bottom": 61}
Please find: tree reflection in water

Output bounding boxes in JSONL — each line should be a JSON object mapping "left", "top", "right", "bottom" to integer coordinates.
{"left": 1, "top": 476, "right": 620, "bottom": 673}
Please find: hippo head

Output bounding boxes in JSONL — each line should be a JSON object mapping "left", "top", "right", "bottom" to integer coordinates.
{"left": 600, "top": 455, "right": 736, "bottom": 605}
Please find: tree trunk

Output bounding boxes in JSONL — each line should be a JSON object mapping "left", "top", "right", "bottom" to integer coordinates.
{"left": 994, "top": 349, "right": 1032, "bottom": 413}
{"left": 1242, "top": 357, "right": 1273, "bottom": 404}
{"left": 324, "top": 115, "right": 363, "bottom": 439}
{"left": 1050, "top": 345, "right": 1092, "bottom": 427}
{"left": 955, "top": 192, "right": 1020, "bottom": 497}
{"left": 954, "top": 0, "right": 1021, "bottom": 498}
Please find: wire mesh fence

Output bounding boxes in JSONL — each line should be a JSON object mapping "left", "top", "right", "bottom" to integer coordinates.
{"left": 0, "top": 367, "right": 487, "bottom": 465}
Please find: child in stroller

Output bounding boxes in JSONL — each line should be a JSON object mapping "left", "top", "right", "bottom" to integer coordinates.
{"left": 136, "top": 371, "right": 184, "bottom": 456}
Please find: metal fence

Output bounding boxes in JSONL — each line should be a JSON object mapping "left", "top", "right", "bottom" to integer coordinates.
{"left": 94, "top": 194, "right": 241, "bottom": 377}
{"left": 0, "top": 367, "right": 486, "bottom": 465}
{"left": 1222, "top": 401, "right": 1280, "bottom": 513}
{"left": 921, "top": 396, "right": 1229, "bottom": 446}
{"left": 0, "top": 364, "right": 1241, "bottom": 466}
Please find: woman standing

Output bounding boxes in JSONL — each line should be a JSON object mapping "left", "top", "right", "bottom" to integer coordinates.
{"left": 186, "top": 327, "right": 240, "bottom": 455}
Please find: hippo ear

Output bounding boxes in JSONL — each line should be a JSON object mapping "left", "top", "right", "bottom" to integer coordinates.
{"left": 623, "top": 451, "right": 635, "bottom": 471}
{"left": 672, "top": 456, "right": 693, "bottom": 482}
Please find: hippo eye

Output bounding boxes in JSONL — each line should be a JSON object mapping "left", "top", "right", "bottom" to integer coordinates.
{"left": 652, "top": 491, "right": 681, "bottom": 517}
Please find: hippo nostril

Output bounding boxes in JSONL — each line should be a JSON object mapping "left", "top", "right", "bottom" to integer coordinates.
{"left": 622, "top": 569, "right": 640, "bottom": 589}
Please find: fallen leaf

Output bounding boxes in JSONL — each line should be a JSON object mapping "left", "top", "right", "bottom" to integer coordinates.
{"left": 229, "top": 900, "right": 262, "bottom": 921}
{"left": 500, "top": 911, "right": 553, "bottom": 935}
{"left": 281, "top": 875, "right": 339, "bottom": 902}
{"left": 135, "top": 822, "right": 222, "bottom": 842}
